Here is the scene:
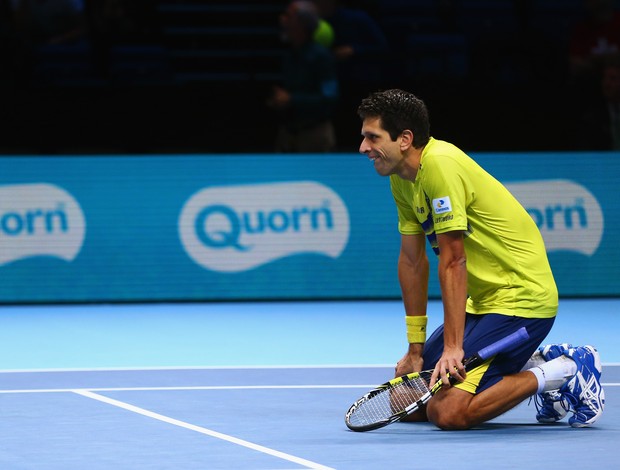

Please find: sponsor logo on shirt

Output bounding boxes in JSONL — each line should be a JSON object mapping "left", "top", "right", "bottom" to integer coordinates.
{"left": 432, "top": 196, "right": 452, "bottom": 214}
{"left": 435, "top": 214, "right": 454, "bottom": 224}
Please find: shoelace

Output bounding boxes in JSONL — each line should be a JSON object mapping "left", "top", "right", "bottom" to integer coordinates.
{"left": 532, "top": 391, "right": 572, "bottom": 415}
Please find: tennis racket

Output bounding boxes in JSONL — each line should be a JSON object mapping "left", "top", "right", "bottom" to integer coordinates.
{"left": 344, "top": 326, "right": 530, "bottom": 432}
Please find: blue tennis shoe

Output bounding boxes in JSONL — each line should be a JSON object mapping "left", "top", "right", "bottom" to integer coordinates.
{"left": 535, "top": 389, "right": 570, "bottom": 423}
{"left": 534, "top": 343, "right": 572, "bottom": 423}
{"left": 534, "top": 343, "right": 604, "bottom": 427}
{"left": 561, "top": 345, "right": 605, "bottom": 428}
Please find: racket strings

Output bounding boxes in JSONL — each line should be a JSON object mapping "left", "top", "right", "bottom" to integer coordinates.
{"left": 347, "top": 376, "right": 430, "bottom": 427}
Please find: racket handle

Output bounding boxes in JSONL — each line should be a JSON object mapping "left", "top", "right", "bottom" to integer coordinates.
{"left": 477, "top": 327, "right": 529, "bottom": 361}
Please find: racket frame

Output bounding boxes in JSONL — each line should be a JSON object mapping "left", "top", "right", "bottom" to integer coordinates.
{"left": 344, "top": 327, "right": 530, "bottom": 432}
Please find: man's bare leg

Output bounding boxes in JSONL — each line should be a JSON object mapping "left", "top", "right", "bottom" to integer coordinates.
{"left": 426, "top": 371, "right": 539, "bottom": 430}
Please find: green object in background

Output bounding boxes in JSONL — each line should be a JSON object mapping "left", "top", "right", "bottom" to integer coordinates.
{"left": 314, "top": 19, "right": 334, "bottom": 48}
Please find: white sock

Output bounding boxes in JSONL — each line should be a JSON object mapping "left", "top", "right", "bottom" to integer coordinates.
{"left": 529, "top": 356, "right": 577, "bottom": 394}
{"left": 521, "top": 350, "right": 545, "bottom": 371}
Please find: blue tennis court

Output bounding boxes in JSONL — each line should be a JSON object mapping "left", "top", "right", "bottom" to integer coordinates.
{"left": 1, "top": 299, "right": 618, "bottom": 469}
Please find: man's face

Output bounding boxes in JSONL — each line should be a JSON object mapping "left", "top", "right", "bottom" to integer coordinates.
{"left": 359, "top": 117, "right": 404, "bottom": 176}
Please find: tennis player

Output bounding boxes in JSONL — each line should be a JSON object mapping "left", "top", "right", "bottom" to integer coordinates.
{"left": 357, "top": 89, "right": 605, "bottom": 429}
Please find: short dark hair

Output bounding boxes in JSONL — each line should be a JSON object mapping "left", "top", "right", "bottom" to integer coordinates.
{"left": 357, "top": 89, "right": 430, "bottom": 147}
{"left": 292, "top": 1, "right": 319, "bottom": 35}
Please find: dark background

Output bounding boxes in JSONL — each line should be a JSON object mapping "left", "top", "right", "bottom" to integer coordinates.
{"left": 0, "top": 0, "right": 616, "bottom": 155}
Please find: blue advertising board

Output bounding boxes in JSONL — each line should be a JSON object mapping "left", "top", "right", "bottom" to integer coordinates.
{"left": 0, "top": 151, "right": 618, "bottom": 303}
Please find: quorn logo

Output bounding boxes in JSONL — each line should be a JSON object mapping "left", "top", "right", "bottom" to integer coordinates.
{"left": 0, "top": 183, "right": 86, "bottom": 265}
{"left": 178, "top": 181, "right": 350, "bottom": 272}
{"left": 505, "top": 179, "right": 603, "bottom": 256}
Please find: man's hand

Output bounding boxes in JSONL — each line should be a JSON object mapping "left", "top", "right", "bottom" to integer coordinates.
{"left": 395, "top": 344, "right": 424, "bottom": 377}
{"left": 430, "top": 347, "right": 465, "bottom": 387}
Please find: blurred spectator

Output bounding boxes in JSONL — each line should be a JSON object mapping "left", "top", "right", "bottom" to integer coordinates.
{"left": 578, "top": 56, "right": 620, "bottom": 150}
{"left": 311, "top": 0, "right": 388, "bottom": 150}
{"left": 569, "top": 0, "right": 620, "bottom": 93}
{"left": 266, "top": 0, "right": 339, "bottom": 153}
{"left": 312, "top": 0, "right": 388, "bottom": 83}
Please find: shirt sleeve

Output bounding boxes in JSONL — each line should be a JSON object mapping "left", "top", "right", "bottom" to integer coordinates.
{"left": 390, "top": 176, "right": 423, "bottom": 235}
{"left": 421, "top": 155, "right": 469, "bottom": 234}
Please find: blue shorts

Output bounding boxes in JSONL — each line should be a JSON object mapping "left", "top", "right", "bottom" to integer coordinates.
{"left": 422, "top": 313, "right": 555, "bottom": 394}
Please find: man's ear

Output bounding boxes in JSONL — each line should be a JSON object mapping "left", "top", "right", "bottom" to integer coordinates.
{"left": 400, "top": 129, "right": 414, "bottom": 151}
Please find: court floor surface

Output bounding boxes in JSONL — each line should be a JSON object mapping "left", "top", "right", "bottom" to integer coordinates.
{"left": 1, "top": 299, "right": 617, "bottom": 469}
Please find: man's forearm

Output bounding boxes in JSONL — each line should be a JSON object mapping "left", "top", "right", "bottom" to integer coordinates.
{"left": 438, "top": 257, "right": 467, "bottom": 349}
{"left": 398, "top": 250, "right": 429, "bottom": 318}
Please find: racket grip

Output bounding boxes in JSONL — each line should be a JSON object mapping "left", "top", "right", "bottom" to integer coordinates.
{"left": 477, "top": 327, "right": 529, "bottom": 361}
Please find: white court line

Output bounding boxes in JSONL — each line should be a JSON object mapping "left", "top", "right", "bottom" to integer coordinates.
{"left": 73, "top": 389, "right": 335, "bottom": 470}
{"left": 1, "top": 363, "right": 619, "bottom": 374}
{"left": 1, "top": 382, "right": 618, "bottom": 394}
{"left": 0, "top": 363, "right": 618, "bottom": 374}
{"left": 0, "top": 364, "right": 393, "bottom": 374}
{"left": 0, "top": 384, "right": 375, "bottom": 394}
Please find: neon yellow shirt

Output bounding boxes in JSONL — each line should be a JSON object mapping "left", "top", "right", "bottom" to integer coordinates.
{"left": 391, "top": 138, "right": 558, "bottom": 318}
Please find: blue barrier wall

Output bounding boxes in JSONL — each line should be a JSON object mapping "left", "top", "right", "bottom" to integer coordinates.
{"left": 0, "top": 152, "right": 618, "bottom": 303}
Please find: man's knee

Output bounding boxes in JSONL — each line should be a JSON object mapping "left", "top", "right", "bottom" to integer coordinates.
{"left": 426, "top": 388, "right": 475, "bottom": 430}
{"left": 427, "top": 407, "right": 472, "bottom": 430}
